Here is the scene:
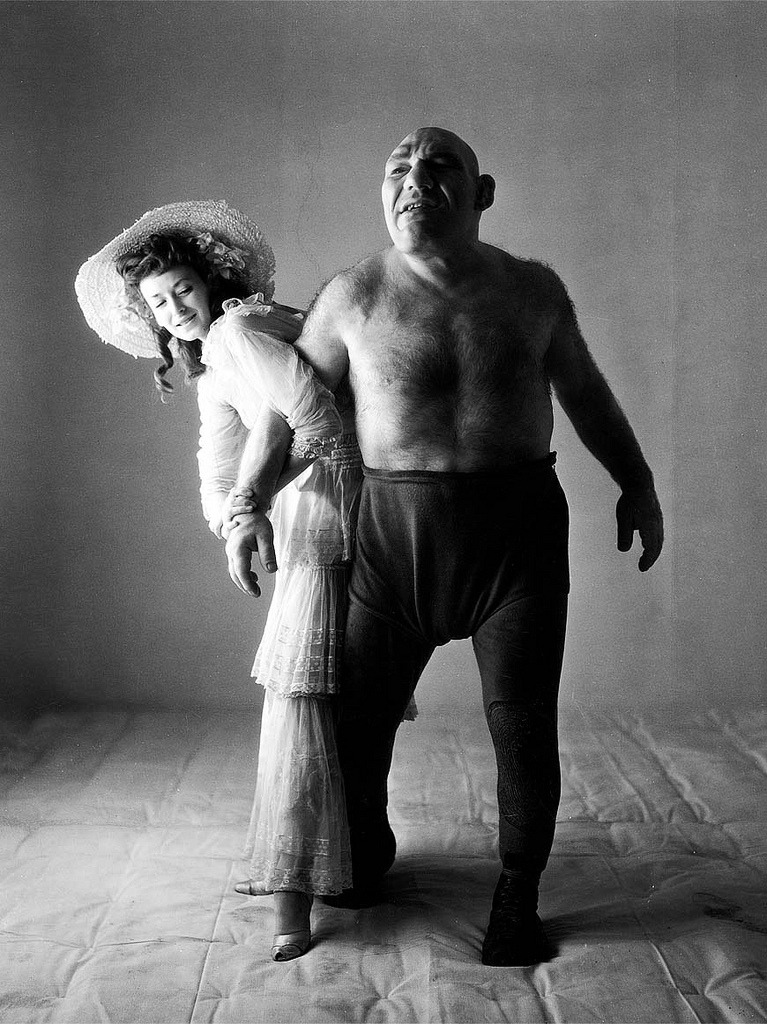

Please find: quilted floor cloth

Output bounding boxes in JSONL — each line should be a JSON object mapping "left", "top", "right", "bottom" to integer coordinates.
{"left": 1, "top": 705, "right": 765, "bottom": 1023}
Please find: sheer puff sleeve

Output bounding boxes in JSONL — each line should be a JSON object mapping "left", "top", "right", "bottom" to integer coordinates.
{"left": 204, "top": 296, "right": 343, "bottom": 446}
{"left": 196, "top": 374, "right": 248, "bottom": 525}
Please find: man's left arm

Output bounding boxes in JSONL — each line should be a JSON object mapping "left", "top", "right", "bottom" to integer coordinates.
{"left": 546, "top": 283, "right": 664, "bottom": 571}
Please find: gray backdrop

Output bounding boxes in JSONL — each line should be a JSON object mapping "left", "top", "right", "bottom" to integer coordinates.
{"left": 2, "top": 1, "right": 764, "bottom": 712}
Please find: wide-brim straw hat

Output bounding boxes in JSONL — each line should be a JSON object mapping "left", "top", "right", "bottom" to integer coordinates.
{"left": 75, "top": 200, "right": 275, "bottom": 358}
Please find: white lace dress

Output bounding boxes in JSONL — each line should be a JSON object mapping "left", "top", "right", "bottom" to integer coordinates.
{"left": 197, "top": 295, "right": 357, "bottom": 895}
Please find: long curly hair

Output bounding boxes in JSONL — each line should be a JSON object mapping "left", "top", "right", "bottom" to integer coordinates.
{"left": 116, "top": 234, "right": 250, "bottom": 397}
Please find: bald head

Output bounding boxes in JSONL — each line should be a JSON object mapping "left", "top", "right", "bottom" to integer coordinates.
{"left": 388, "top": 127, "right": 481, "bottom": 179}
{"left": 381, "top": 127, "right": 495, "bottom": 254}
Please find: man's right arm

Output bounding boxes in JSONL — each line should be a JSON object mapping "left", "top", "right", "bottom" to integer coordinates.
{"left": 293, "top": 275, "right": 352, "bottom": 391}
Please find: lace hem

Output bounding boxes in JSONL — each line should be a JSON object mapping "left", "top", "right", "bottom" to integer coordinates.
{"left": 249, "top": 828, "right": 333, "bottom": 857}
{"left": 244, "top": 862, "right": 352, "bottom": 896}
{"left": 254, "top": 623, "right": 344, "bottom": 696}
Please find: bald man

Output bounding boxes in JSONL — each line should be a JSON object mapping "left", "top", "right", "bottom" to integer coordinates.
{"left": 226, "top": 127, "right": 663, "bottom": 966}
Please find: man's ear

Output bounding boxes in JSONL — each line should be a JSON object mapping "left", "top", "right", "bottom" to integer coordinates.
{"left": 475, "top": 174, "right": 496, "bottom": 211}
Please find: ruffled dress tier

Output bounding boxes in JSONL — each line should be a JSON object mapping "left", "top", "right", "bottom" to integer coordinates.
{"left": 197, "top": 295, "right": 359, "bottom": 895}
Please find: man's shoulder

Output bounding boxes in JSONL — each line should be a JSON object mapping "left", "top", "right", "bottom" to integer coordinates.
{"left": 484, "top": 244, "right": 569, "bottom": 308}
{"left": 484, "top": 243, "right": 559, "bottom": 282}
{"left": 312, "top": 250, "right": 389, "bottom": 318}
{"left": 337, "top": 250, "right": 388, "bottom": 289}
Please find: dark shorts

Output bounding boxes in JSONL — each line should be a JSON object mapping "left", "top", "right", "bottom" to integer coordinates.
{"left": 349, "top": 453, "right": 570, "bottom": 648}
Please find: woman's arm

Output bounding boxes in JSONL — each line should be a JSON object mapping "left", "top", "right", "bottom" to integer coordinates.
{"left": 220, "top": 314, "right": 343, "bottom": 438}
{"left": 212, "top": 315, "right": 345, "bottom": 593}
{"left": 196, "top": 378, "right": 248, "bottom": 537}
{"left": 214, "top": 314, "right": 344, "bottom": 527}
{"left": 222, "top": 403, "right": 314, "bottom": 529}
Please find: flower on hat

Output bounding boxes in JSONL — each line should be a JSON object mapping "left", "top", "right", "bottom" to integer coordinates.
{"left": 109, "top": 295, "right": 152, "bottom": 332}
{"left": 191, "top": 232, "right": 249, "bottom": 280}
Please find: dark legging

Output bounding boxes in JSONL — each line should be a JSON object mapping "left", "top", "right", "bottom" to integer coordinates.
{"left": 338, "top": 456, "right": 570, "bottom": 881}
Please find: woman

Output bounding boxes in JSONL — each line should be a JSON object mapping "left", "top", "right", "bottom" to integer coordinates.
{"left": 75, "top": 200, "right": 358, "bottom": 962}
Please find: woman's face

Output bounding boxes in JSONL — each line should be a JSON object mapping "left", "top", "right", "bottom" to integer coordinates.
{"left": 138, "top": 265, "right": 213, "bottom": 342}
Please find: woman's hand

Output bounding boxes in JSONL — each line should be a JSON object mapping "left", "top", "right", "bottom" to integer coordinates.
{"left": 221, "top": 486, "right": 258, "bottom": 540}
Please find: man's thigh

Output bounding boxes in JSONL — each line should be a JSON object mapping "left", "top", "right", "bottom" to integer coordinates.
{"left": 472, "top": 593, "right": 569, "bottom": 712}
{"left": 342, "top": 598, "right": 434, "bottom": 720}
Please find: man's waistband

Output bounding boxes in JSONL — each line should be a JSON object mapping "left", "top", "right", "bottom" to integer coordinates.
{"left": 362, "top": 452, "right": 557, "bottom": 483}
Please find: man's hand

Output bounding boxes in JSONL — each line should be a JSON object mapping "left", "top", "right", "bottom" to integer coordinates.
{"left": 616, "top": 487, "right": 664, "bottom": 572}
{"left": 225, "top": 511, "right": 278, "bottom": 597}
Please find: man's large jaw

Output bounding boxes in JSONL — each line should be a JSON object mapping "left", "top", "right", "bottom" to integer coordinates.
{"left": 388, "top": 221, "right": 454, "bottom": 259}
{"left": 388, "top": 215, "right": 434, "bottom": 252}
{"left": 387, "top": 195, "right": 449, "bottom": 247}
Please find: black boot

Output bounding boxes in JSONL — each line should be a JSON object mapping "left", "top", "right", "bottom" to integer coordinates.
{"left": 481, "top": 869, "right": 553, "bottom": 967}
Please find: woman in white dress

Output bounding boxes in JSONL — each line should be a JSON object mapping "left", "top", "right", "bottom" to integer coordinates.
{"left": 75, "top": 201, "right": 358, "bottom": 962}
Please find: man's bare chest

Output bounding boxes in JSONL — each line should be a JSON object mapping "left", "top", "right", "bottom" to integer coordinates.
{"left": 350, "top": 298, "right": 553, "bottom": 398}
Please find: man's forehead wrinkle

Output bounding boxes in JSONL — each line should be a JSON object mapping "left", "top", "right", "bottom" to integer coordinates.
{"left": 386, "top": 145, "right": 412, "bottom": 163}
{"left": 389, "top": 128, "right": 479, "bottom": 176}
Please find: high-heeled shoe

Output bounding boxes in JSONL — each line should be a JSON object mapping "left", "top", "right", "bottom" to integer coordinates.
{"left": 271, "top": 928, "right": 312, "bottom": 962}
{"left": 271, "top": 891, "right": 313, "bottom": 962}
{"left": 234, "top": 879, "right": 271, "bottom": 896}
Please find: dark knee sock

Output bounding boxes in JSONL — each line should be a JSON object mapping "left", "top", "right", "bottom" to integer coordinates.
{"left": 486, "top": 701, "right": 561, "bottom": 875}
